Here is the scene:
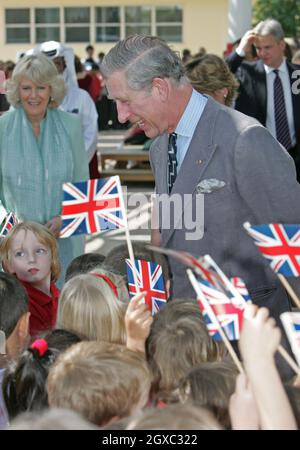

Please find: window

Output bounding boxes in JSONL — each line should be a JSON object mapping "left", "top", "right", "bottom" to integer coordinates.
{"left": 4, "top": 5, "right": 183, "bottom": 46}
{"left": 65, "top": 7, "right": 90, "bottom": 42}
{"left": 35, "top": 8, "right": 60, "bottom": 43}
{"left": 5, "top": 9, "right": 30, "bottom": 43}
{"left": 125, "top": 6, "right": 151, "bottom": 37}
{"left": 95, "top": 7, "right": 120, "bottom": 42}
{"left": 156, "top": 6, "right": 183, "bottom": 42}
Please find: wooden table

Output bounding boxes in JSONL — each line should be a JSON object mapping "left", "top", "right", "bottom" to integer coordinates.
{"left": 98, "top": 144, "right": 154, "bottom": 182}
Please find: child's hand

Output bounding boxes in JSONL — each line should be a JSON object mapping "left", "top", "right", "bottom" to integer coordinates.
{"left": 125, "top": 291, "right": 153, "bottom": 353}
{"left": 229, "top": 373, "right": 260, "bottom": 430}
{"left": 239, "top": 304, "right": 281, "bottom": 364}
{"left": 45, "top": 216, "right": 62, "bottom": 238}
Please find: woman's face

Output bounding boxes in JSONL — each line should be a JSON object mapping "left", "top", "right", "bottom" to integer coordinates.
{"left": 19, "top": 76, "right": 51, "bottom": 122}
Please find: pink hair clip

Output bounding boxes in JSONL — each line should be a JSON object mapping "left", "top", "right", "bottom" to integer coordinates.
{"left": 30, "top": 339, "right": 48, "bottom": 357}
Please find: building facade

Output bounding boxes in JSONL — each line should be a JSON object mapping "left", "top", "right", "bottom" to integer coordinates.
{"left": 0, "top": 0, "right": 253, "bottom": 62}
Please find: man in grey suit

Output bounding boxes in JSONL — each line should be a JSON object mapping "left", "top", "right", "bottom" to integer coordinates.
{"left": 101, "top": 35, "right": 300, "bottom": 379}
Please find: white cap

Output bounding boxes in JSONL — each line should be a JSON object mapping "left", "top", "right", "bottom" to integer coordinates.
{"left": 39, "top": 40, "right": 65, "bottom": 59}
{"left": 37, "top": 41, "right": 78, "bottom": 88}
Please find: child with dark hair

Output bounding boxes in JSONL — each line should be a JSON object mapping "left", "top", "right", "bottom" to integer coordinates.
{"left": 2, "top": 328, "right": 81, "bottom": 421}
{"left": 65, "top": 252, "right": 129, "bottom": 302}
{"left": 65, "top": 252, "right": 105, "bottom": 282}
{"left": 0, "top": 273, "right": 30, "bottom": 429}
{"left": 103, "top": 242, "right": 171, "bottom": 298}
{"left": 178, "top": 361, "right": 238, "bottom": 429}
{"left": 0, "top": 222, "right": 61, "bottom": 337}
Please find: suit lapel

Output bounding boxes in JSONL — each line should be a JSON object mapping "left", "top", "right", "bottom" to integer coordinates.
{"left": 254, "top": 60, "right": 267, "bottom": 124}
{"left": 150, "top": 133, "right": 169, "bottom": 194}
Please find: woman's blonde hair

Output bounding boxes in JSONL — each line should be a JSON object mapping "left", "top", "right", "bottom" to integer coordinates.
{"left": 185, "top": 54, "right": 239, "bottom": 106}
{"left": 0, "top": 221, "right": 60, "bottom": 281}
{"left": 6, "top": 53, "right": 66, "bottom": 108}
{"left": 56, "top": 274, "right": 126, "bottom": 344}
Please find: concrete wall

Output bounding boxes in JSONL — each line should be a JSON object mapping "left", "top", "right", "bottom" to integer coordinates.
{"left": 0, "top": 0, "right": 231, "bottom": 61}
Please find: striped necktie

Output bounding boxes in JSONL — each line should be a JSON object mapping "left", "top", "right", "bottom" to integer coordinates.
{"left": 167, "top": 132, "right": 177, "bottom": 193}
{"left": 273, "top": 69, "right": 292, "bottom": 150}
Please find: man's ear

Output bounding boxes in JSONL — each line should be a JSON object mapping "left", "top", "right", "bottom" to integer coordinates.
{"left": 280, "top": 39, "right": 286, "bottom": 53}
{"left": 152, "top": 77, "right": 169, "bottom": 102}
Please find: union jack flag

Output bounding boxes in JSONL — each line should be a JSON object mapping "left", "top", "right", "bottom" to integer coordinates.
{"left": 230, "top": 277, "right": 251, "bottom": 303}
{"left": 148, "top": 246, "right": 220, "bottom": 284}
{"left": 148, "top": 246, "right": 246, "bottom": 306}
{"left": 197, "top": 278, "right": 244, "bottom": 340}
{"left": 60, "top": 177, "right": 127, "bottom": 238}
{"left": 126, "top": 258, "right": 167, "bottom": 315}
{"left": 0, "top": 212, "right": 19, "bottom": 238}
{"left": 280, "top": 312, "right": 300, "bottom": 366}
{"left": 244, "top": 222, "right": 300, "bottom": 277}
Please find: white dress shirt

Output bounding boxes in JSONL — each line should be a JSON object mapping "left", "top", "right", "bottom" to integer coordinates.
{"left": 265, "top": 59, "right": 296, "bottom": 147}
{"left": 174, "top": 89, "right": 208, "bottom": 172}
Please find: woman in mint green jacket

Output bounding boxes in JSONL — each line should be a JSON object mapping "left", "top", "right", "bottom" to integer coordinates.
{"left": 0, "top": 53, "right": 89, "bottom": 285}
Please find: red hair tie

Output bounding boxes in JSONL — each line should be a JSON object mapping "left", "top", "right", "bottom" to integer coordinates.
{"left": 92, "top": 273, "right": 119, "bottom": 299}
{"left": 30, "top": 339, "right": 48, "bottom": 357}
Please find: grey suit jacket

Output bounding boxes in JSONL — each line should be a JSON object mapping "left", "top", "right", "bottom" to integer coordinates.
{"left": 150, "top": 97, "right": 300, "bottom": 313}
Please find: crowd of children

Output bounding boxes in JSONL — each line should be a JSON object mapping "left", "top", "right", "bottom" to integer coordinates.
{"left": 0, "top": 221, "right": 299, "bottom": 430}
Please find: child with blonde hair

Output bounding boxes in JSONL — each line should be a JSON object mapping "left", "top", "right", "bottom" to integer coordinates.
{"left": 56, "top": 273, "right": 126, "bottom": 344}
{"left": 57, "top": 273, "right": 153, "bottom": 352}
{"left": 0, "top": 222, "right": 60, "bottom": 337}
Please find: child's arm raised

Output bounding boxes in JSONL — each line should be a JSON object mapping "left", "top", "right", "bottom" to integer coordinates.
{"left": 239, "top": 304, "right": 297, "bottom": 430}
{"left": 125, "top": 292, "right": 153, "bottom": 353}
{"left": 229, "top": 372, "right": 260, "bottom": 430}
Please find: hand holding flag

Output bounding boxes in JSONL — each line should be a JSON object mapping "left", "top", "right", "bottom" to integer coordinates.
{"left": 126, "top": 258, "right": 167, "bottom": 315}
{"left": 125, "top": 291, "right": 153, "bottom": 353}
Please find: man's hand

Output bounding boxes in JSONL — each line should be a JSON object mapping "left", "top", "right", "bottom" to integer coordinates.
{"left": 236, "top": 29, "right": 257, "bottom": 56}
{"left": 45, "top": 216, "right": 62, "bottom": 238}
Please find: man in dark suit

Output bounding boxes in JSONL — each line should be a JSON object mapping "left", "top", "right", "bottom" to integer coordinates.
{"left": 227, "top": 19, "right": 300, "bottom": 179}
{"left": 101, "top": 35, "right": 300, "bottom": 379}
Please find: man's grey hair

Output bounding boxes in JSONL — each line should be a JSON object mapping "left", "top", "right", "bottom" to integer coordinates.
{"left": 101, "top": 34, "right": 187, "bottom": 91}
{"left": 254, "top": 18, "right": 285, "bottom": 42}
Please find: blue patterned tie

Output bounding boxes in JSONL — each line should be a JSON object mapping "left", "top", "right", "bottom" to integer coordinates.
{"left": 273, "top": 69, "right": 292, "bottom": 150}
{"left": 168, "top": 132, "right": 177, "bottom": 193}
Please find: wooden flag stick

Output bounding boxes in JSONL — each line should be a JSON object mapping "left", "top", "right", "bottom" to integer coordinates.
{"left": 187, "top": 269, "right": 244, "bottom": 374}
{"left": 278, "top": 274, "right": 300, "bottom": 309}
{"left": 117, "top": 176, "right": 140, "bottom": 294}
{"left": 278, "top": 345, "right": 300, "bottom": 376}
{"left": 125, "top": 226, "right": 140, "bottom": 294}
